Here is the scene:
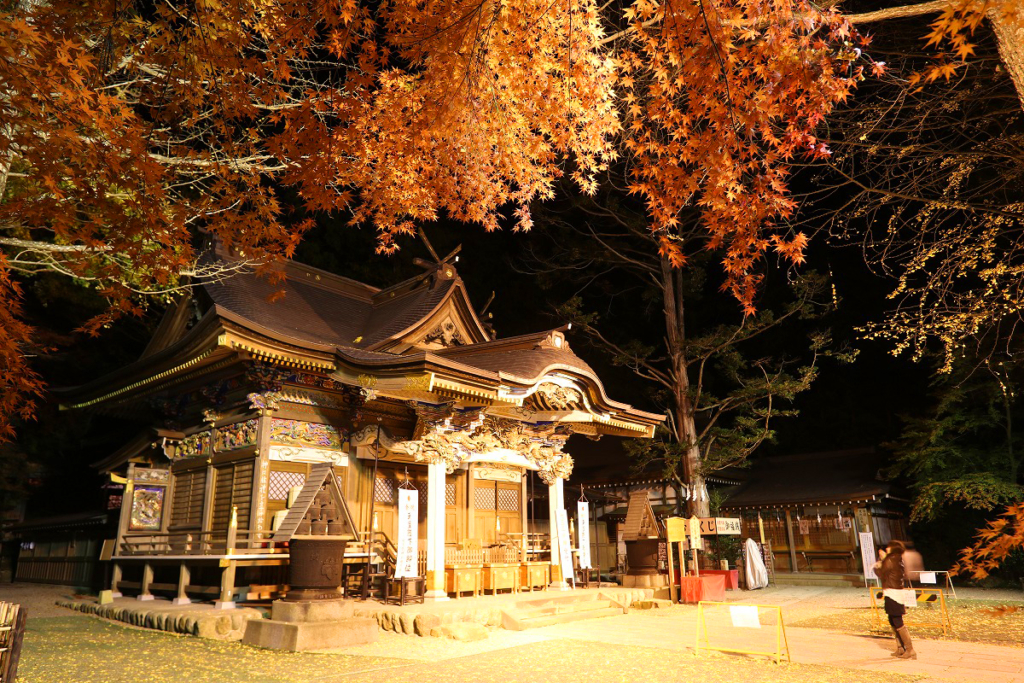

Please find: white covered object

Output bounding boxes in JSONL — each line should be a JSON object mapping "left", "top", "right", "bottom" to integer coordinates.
{"left": 744, "top": 537, "right": 769, "bottom": 590}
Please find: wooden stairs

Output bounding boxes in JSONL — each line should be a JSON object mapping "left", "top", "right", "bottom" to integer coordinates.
{"left": 500, "top": 592, "right": 627, "bottom": 631}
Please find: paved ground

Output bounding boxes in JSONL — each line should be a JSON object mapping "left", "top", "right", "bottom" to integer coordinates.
{"left": 4, "top": 583, "right": 1024, "bottom": 683}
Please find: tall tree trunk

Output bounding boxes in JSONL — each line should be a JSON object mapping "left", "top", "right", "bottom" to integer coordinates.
{"left": 989, "top": 8, "right": 1024, "bottom": 110}
{"left": 661, "top": 258, "right": 710, "bottom": 517}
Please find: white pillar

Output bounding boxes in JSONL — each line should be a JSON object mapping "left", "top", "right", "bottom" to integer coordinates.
{"left": 548, "top": 477, "right": 569, "bottom": 590}
{"left": 425, "top": 461, "right": 449, "bottom": 600}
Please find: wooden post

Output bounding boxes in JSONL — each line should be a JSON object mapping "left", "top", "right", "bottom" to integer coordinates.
{"left": 110, "top": 562, "right": 122, "bottom": 598}
{"left": 215, "top": 560, "right": 237, "bottom": 610}
{"left": 172, "top": 563, "right": 191, "bottom": 605}
{"left": 425, "top": 460, "right": 449, "bottom": 600}
{"left": 137, "top": 562, "right": 155, "bottom": 601}
{"left": 215, "top": 506, "right": 238, "bottom": 609}
{"left": 520, "top": 468, "right": 528, "bottom": 563}
{"left": 784, "top": 509, "right": 799, "bottom": 573}
{"left": 667, "top": 540, "right": 677, "bottom": 604}
{"left": 226, "top": 506, "right": 238, "bottom": 556}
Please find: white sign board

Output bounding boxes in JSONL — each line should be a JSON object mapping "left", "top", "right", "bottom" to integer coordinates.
{"left": 394, "top": 488, "right": 419, "bottom": 579}
{"left": 859, "top": 531, "right": 876, "bottom": 581}
{"left": 919, "top": 571, "right": 937, "bottom": 585}
{"left": 714, "top": 517, "right": 742, "bottom": 535}
{"left": 556, "top": 508, "right": 575, "bottom": 587}
{"left": 730, "top": 605, "right": 761, "bottom": 629}
{"left": 689, "top": 515, "right": 703, "bottom": 551}
{"left": 577, "top": 501, "right": 592, "bottom": 569}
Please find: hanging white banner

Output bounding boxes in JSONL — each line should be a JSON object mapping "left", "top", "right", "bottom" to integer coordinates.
{"left": 395, "top": 488, "right": 419, "bottom": 579}
{"left": 556, "top": 508, "right": 575, "bottom": 587}
{"left": 577, "top": 501, "right": 592, "bottom": 569}
{"left": 859, "top": 531, "right": 876, "bottom": 582}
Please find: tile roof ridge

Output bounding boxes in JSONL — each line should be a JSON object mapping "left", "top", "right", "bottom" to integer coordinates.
{"left": 434, "top": 327, "right": 572, "bottom": 355}
{"left": 280, "top": 259, "right": 380, "bottom": 300}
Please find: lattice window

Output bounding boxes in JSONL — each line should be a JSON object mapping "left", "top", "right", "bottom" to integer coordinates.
{"left": 268, "top": 471, "right": 306, "bottom": 501}
{"left": 374, "top": 476, "right": 394, "bottom": 504}
{"left": 415, "top": 480, "right": 429, "bottom": 507}
{"left": 445, "top": 482, "right": 456, "bottom": 506}
{"left": 497, "top": 489, "right": 520, "bottom": 512}
{"left": 474, "top": 487, "right": 496, "bottom": 510}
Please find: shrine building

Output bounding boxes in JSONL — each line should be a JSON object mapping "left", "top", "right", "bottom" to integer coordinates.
{"left": 60, "top": 251, "right": 663, "bottom": 605}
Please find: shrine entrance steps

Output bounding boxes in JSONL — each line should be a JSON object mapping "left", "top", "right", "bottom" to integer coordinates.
{"left": 500, "top": 592, "right": 628, "bottom": 631}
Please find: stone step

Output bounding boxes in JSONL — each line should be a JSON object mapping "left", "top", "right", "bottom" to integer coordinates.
{"left": 510, "top": 599, "right": 618, "bottom": 621}
{"left": 502, "top": 605, "right": 624, "bottom": 631}
{"left": 512, "top": 593, "right": 601, "bottom": 611}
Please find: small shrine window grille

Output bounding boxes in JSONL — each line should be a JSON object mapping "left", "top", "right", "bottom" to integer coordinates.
{"left": 474, "top": 487, "right": 496, "bottom": 510}
{"left": 445, "top": 482, "right": 457, "bottom": 506}
{"left": 497, "top": 489, "right": 520, "bottom": 512}
{"left": 415, "top": 480, "right": 429, "bottom": 506}
{"left": 374, "top": 476, "right": 394, "bottom": 504}
{"left": 268, "top": 471, "right": 306, "bottom": 501}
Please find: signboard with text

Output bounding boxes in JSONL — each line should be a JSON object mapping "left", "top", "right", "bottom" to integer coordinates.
{"left": 577, "top": 501, "right": 592, "bottom": 569}
{"left": 394, "top": 488, "right": 419, "bottom": 578}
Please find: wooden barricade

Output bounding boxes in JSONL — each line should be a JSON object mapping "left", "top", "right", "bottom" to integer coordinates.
{"left": 868, "top": 587, "right": 952, "bottom": 635}
{"left": 0, "top": 601, "right": 26, "bottom": 682}
{"left": 695, "top": 601, "right": 790, "bottom": 664}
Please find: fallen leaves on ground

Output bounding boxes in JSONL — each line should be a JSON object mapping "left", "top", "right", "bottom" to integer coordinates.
{"left": 790, "top": 599, "right": 1024, "bottom": 647}
{"left": 18, "top": 616, "right": 921, "bottom": 683}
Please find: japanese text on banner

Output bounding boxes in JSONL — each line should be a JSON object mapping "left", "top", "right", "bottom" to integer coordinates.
{"left": 395, "top": 488, "right": 419, "bottom": 579}
{"left": 577, "top": 501, "right": 592, "bottom": 569}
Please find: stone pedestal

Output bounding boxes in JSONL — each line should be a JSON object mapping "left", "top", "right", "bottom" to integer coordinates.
{"left": 621, "top": 573, "right": 669, "bottom": 589}
{"left": 241, "top": 599, "right": 378, "bottom": 652}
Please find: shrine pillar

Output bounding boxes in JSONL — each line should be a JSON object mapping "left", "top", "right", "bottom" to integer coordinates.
{"left": 425, "top": 460, "right": 449, "bottom": 601}
{"left": 547, "top": 476, "right": 570, "bottom": 590}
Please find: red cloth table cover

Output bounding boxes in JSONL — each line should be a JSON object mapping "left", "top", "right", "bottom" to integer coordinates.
{"left": 699, "top": 569, "right": 739, "bottom": 590}
{"left": 677, "top": 575, "right": 727, "bottom": 603}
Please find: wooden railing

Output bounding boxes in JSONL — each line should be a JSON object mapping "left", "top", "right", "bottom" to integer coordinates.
{"left": 443, "top": 546, "right": 525, "bottom": 565}
{"left": 119, "top": 528, "right": 286, "bottom": 557}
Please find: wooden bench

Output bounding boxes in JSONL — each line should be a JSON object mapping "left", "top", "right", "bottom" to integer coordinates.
{"left": 800, "top": 550, "right": 856, "bottom": 572}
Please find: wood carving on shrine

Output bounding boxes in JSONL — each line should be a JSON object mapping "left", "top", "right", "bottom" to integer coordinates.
{"left": 214, "top": 419, "right": 258, "bottom": 452}
{"left": 423, "top": 317, "right": 466, "bottom": 348}
{"left": 269, "top": 418, "right": 345, "bottom": 449}
{"left": 169, "top": 431, "right": 211, "bottom": 460}
{"left": 529, "top": 382, "right": 584, "bottom": 411}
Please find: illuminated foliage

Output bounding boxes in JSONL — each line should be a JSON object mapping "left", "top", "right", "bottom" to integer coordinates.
{"left": 1, "top": 0, "right": 1016, "bottom": 442}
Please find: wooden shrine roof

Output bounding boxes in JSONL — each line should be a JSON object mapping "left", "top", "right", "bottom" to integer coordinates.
{"left": 720, "top": 449, "right": 896, "bottom": 510}
{"left": 58, "top": 253, "right": 665, "bottom": 433}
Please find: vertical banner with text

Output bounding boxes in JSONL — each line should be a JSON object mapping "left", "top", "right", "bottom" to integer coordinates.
{"left": 395, "top": 488, "right": 419, "bottom": 579}
{"left": 556, "top": 508, "right": 575, "bottom": 587}
{"left": 577, "top": 501, "right": 592, "bottom": 569}
{"left": 859, "top": 531, "right": 876, "bottom": 582}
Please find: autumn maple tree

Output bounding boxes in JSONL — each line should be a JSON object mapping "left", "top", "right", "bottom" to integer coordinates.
{"left": 2, "top": 0, "right": 1019, "bottom": 447}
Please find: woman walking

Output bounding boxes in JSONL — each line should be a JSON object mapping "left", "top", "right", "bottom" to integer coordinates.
{"left": 875, "top": 540, "right": 916, "bottom": 660}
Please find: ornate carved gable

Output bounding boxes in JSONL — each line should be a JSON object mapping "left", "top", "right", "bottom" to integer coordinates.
{"left": 391, "top": 298, "right": 486, "bottom": 353}
{"left": 525, "top": 382, "right": 585, "bottom": 412}
{"left": 422, "top": 316, "right": 466, "bottom": 348}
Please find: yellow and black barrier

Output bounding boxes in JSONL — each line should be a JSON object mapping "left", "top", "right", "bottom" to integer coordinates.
{"left": 869, "top": 587, "right": 952, "bottom": 635}
{"left": 695, "top": 601, "right": 790, "bottom": 664}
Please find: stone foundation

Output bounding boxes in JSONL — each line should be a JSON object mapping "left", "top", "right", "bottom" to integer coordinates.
{"left": 56, "top": 598, "right": 261, "bottom": 641}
